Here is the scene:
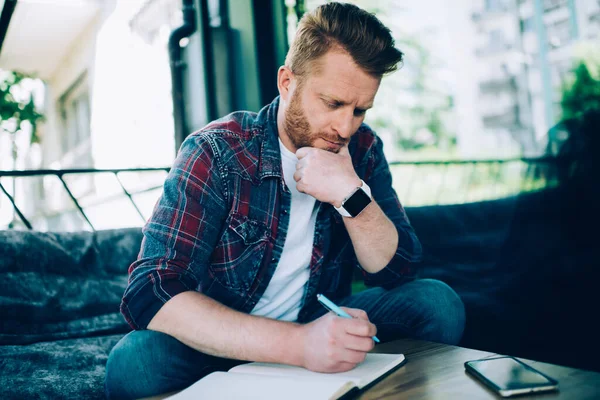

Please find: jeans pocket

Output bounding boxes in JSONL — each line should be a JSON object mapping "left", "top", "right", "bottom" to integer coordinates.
{"left": 209, "top": 213, "right": 269, "bottom": 292}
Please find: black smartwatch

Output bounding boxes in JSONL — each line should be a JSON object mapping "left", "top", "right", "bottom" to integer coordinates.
{"left": 334, "top": 180, "right": 372, "bottom": 217}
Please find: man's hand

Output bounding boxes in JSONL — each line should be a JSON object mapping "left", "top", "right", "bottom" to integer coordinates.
{"left": 300, "top": 307, "right": 377, "bottom": 373}
{"left": 294, "top": 145, "right": 361, "bottom": 207}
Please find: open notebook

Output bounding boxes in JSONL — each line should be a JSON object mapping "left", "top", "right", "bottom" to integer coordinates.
{"left": 166, "top": 353, "right": 405, "bottom": 400}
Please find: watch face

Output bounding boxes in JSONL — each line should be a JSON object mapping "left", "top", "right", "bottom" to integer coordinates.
{"left": 344, "top": 188, "right": 372, "bottom": 217}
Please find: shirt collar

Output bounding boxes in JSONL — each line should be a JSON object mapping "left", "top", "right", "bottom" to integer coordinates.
{"left": 254, "top": 96, "right": 283, "bottom": 181}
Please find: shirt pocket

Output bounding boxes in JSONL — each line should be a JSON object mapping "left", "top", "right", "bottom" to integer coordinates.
{"left": 209, "top": 212, "right": 270, "bottom": 293}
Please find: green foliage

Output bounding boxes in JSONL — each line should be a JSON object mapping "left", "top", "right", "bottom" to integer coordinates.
{"left": 385, "top": 37, "right": 456, "bottom": 152}
{"left": 0, "top": 70, "right": 44, "bottom": 143}
{"left": 560, "top": 62, "right": 600, "bottom": 121}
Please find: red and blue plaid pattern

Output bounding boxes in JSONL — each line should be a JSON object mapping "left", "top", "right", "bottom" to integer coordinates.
{"left": 121, "top": 98, "right": 422, "bottom": 329}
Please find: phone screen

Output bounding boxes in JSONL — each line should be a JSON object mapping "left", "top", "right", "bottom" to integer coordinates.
{"left": 466, "top": 357, "right": 556, "bottom": 390}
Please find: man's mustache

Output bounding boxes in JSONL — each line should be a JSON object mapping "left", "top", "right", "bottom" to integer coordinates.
{"left": 320, "top": 134, "right": 348, "bottom": 146}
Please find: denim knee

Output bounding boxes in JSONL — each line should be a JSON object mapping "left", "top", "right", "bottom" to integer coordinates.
{"left": 105, "top": 329, "right": 244, "bottom": 399}
{"left": 105, "top": 330, "right": 188, "bottom": 400}
{"left": 105, "top": 332, "right": 132, "bottom": 399}
{"left": 105, "top": 331, "right": 150, "bottom": 400}
{"left": 413, "top": 279, "right": 466, "bottom": 345}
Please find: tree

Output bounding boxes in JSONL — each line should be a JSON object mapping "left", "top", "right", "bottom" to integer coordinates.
{"left": 0, "top": 70, "right": 44, "bottom": 227}
{"left": 1, "top": 70, "right": 44, "bottom": 161}
{"left": 560, "top": 62, "right": 600, "bottom": 121}
{"left": 544, "top": 60, "right": 600, "bottom": 187}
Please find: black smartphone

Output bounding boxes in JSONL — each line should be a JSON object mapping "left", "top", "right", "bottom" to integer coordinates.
{"left": 465, "top": 356, "right": 559, "bottom": 397}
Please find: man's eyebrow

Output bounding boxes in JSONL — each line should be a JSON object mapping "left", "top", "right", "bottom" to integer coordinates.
{"left": 320, "top": 94, "right": 373, "bottom": 110}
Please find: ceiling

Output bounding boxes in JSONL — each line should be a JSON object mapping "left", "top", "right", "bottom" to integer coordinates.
{"left": 0, "top": 0, "right": 101, "bottom": 80}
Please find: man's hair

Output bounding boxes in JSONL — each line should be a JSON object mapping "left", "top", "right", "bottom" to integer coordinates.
{"left": 285, "top": 2, "right": 404, "bottom": 79}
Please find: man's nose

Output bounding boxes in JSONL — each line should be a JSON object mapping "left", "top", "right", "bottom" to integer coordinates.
{"left": 332, "top": 109, "right": 355, "bottom": 140}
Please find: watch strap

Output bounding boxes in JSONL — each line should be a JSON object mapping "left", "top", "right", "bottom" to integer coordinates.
{"left": 334, "top": 180, "right": 372, "bottom": 217}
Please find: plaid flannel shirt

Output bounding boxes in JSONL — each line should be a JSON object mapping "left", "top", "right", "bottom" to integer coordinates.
{"left": 121, "top": 97, "right": 422, "bottom": 329}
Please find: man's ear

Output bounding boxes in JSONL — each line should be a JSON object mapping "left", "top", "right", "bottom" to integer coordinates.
{"left": 277, "top": 66, "right": 295, "bottom": 102}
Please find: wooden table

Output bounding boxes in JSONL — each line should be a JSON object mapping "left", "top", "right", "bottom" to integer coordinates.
{"left": 360, "top": 338, "right": 600, "bottom": 399}
{"left": 147, "top": 339, "right": 600, "bottom": 400}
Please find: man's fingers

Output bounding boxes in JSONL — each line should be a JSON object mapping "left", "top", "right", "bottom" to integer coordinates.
{"left": 293, "top": 170, "right": 302, "bottom": 183}
{"left": 338, "top": 143, "right": 350, "bottom": 156}
{"left": 296, "top": 147, "right": 312, "bottom": 159}
{"left": 338, "top": 348, "right": 368, "bottom": 364}
{"left": 331, "top": 361, "right": 359, "bottom": 373}
{"left": 342, "top": 307, "right": 370, "bottom": 321}
{"left": 296, "top": 182, "right": 307, "bottom": 194}
{"left": 343, "top": 318, "right": 377, "bottom": 338}
{"left": 343, "top": 333, "right": 376, "bottom": 352}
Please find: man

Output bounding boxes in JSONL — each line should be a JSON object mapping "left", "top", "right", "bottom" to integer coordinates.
{"left": 105, "top": 3, "right": 465, "bottom": 399}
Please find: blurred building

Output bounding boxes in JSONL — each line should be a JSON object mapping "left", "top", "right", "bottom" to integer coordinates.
{"left": 1, "top": 0, "right": 597, "bottom": 230}
{"left": 302, "top": 0, "right": 460, "bottom": 161}
{"left": 0, "top": 0, "right": 180, "bottom": 230}
{"left": 1, "top": 0, "right": 286, "bottom": 231}
{"left": 470, "top": 0, "right": 600, "bottom": 156}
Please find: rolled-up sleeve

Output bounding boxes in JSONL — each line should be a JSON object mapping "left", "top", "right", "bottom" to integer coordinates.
{"left": 120, "top": 133, "right": 227, "bottom": 329}
{"left": 361, "top": 137, "right": 423, "bottom": 288}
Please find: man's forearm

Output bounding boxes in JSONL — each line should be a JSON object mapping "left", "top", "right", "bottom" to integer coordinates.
{"left": 343, "top": 200, "right": 398, "bottom": 273}
{"left": 147, "top": 291, "right": 304, "bottom": 365}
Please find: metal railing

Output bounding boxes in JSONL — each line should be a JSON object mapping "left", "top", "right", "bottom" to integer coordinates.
{"left": 0, "top": 156, "right": 570, "bottom": 231}
{"left": 388, "top": 155, "right": 568, "bottom": 206}
{"left": 0, "top": 167, "right": 169, "bottom": 231}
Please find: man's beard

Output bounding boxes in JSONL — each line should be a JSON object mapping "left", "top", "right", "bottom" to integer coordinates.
{"left": 283, "top": 88, "right": 315, "bottom": 150}
{"left": 283, "top": 89, "right": 349, "bottom": 153}
{"left": 283, "top": 88, "right": 348, "bottom": 153}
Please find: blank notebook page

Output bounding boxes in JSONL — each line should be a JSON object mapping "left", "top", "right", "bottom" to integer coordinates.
{"left": 229, "top": 353, "right": 405, "bottom": 388}
{"left": 165, "top": 371, "right": 353, "bottom": 400}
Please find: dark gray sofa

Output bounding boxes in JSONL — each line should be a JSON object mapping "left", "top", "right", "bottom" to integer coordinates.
{"left": 1, "top": 185, "right": 598, "bottom": 399}
{"left": 0, "top": 228, "right": 142, "bottom": 399}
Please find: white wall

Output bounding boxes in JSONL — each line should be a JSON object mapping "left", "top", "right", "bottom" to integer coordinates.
{"left": 5, "top": 0, "right": 178, "bottom": 230}
{"left": 42, "top": 0, "right": 176, "bottom": 170}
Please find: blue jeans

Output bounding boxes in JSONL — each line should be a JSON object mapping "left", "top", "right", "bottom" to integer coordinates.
{"left": 105, "top": 279, "right": 465, "bottom": 399}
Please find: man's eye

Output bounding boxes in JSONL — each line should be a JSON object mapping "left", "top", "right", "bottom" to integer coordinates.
{"left": 325, "top": 101, "right": 339, "bottom": 109}
{"left": 354, "top": 109, "right": 366, "bottom": 117}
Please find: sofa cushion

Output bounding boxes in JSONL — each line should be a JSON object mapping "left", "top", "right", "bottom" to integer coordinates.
{"left": 407, "top": 187, "right": 600, "bottom": 371}
{"left": 0, "top": 228, "right": 142, "bottom": 345}
{"left": 0, "top": 333, "right": 124, "bottom": 400}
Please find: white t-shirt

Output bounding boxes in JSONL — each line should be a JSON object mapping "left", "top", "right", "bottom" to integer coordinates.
{"left": 250, "top": 139, "right": 318, "bottom": 321}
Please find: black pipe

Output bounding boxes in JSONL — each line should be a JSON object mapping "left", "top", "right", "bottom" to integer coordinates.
{"left": 0, "top": 0, "right": 17, "bottom": 55}
{"left": 209, "top": 0, "right": 235, "bottom": 117}
{"left": 200, "top": 0, "right": 218, "bottom": 122}
{"left": 169, "top": 0, "right": 197, "bottom": 151}
{"left": 252, "top": 0, "right": 287, "bottom": 106}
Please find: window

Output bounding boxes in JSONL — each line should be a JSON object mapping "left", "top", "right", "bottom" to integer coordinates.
{"left": 489, "top": 29, "right": 506, "bottom": 53}
{"left": 546, "top": 18, "right": 572, "bottom": 48}
{"left": 543, "top": 0, "right": 567, "bottom": 12}
{"left": 485, "top": 0, "right": 506, "bottom": 12}
{"left": 58, "top": 72, "right": 92, "bottom": 165}
{"left": 520, "top": 17, "right": 535, "bottom": 33}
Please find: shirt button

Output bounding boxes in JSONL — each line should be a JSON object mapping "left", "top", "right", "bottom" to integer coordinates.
{"left": 282, "top": 209, "right": 288, "bottom": 215}
{"left": 271, "top": 258, "right": 277, "bottom": 263}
